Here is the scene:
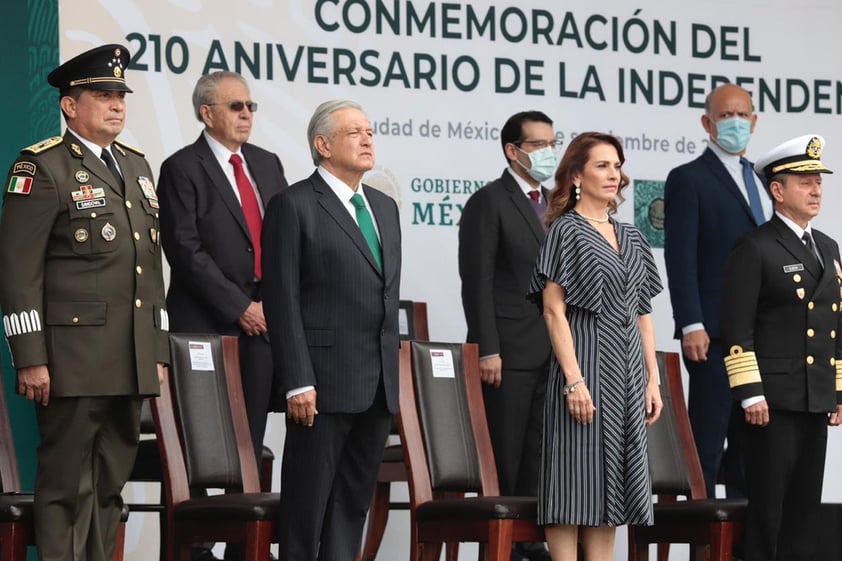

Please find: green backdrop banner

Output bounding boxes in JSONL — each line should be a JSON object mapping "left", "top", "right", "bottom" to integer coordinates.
{"left": 0, "top": 0, "right": 59, "bottom": 495}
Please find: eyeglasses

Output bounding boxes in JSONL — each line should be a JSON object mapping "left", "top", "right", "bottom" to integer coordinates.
{"left": 515, "top": 140, "right": 561, "bottom": 150}
{"left": 207, "top": 100, "right": 258, "bottom": 113}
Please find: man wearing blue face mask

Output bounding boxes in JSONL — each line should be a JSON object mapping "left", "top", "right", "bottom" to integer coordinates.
{"left": 664, "top": 84, "right": 771, "bottom": 505}
{"left": 459, "top": 111, "right": 555, "bottom": 561}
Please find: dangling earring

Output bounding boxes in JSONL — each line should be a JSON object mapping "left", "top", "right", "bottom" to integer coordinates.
{"left": 574, "top": 183, "right": 581, "bottom": 201}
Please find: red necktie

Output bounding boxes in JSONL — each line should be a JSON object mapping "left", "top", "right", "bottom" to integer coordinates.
{"left": 229, "top": 154, "right": 262, "bottom": 279}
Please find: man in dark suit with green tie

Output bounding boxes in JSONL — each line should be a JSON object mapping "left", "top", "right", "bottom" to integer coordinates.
{"left": 262, "top": 100, "right": 401, "bottom": 560}
{"left": 721, "top": 134, "right": 842, "bottom": 561}
{"left": 0, "top": 44, "right": 167, "bottom": 561}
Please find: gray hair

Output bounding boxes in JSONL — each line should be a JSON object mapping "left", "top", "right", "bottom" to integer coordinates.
{"left": 192, "top": 71, "right": 249, "bottom": 122}
{"left": 307, "top": 100, "right": 364, "bottom": 166}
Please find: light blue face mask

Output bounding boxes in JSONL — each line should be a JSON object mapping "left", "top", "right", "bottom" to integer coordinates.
{"left": 714, "top": 117, "right": 752, "bottom": 154}
{"left": 517, "top": 146, "right": 558, "bottom": 182}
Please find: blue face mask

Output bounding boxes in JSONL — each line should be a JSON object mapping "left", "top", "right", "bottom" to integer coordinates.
{"left": 517, "top": 146, "right": 558, "bottom": 182}
{"left": 714, "top": 117, "right": 752, "bottom": 154}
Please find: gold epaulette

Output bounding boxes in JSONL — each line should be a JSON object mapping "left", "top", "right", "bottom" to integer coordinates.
{"left": 723, "top": 345, "right": 762, "bottom": 388}
{"left": 113, "top": 138, "right": 144, "bottom": 157}
{"left": 21, "top": 136, "right": 63, "bottom": 154}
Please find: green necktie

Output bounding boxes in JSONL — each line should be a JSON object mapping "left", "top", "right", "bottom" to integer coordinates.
{"left": 350, "top": 193, "right": 382, "bottom": 270}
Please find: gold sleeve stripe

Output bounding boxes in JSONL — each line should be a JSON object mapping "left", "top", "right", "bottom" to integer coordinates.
{"left": 724, "top": 346, "right": 761, "bottom": 388}
{"left": 836, "top": 360, "right": 842, "bottom": 392}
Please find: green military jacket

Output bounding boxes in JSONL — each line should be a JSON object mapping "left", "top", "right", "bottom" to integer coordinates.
{"left": 0, "top": 130, "right": 167, "bottom": 397}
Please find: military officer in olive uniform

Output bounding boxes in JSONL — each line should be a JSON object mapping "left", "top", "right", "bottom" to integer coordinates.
{"left": 721, "top": 134, "right": 842, "bottom": 561}
{"left": 0, "top": 44, "right": 167, "bottom": 561}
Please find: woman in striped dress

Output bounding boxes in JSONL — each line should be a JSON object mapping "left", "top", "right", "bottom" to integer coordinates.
{"left": 528, "top": 132, "right": 663, "bottom": 561}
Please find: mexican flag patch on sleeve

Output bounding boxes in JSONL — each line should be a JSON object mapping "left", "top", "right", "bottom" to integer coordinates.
{"left": 7, "top": 175, "right": 33, "bottom": 195}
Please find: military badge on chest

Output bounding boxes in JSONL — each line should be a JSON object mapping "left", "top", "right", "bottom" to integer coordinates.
{"left": 137, "top": 176, "right": 159, "bottom": 208}
{"left": 71, "top": 184, "right": 107, "bottom": 210}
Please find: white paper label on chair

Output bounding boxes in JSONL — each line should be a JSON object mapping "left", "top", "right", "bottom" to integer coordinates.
{"left": 430, "top": 349, "right": 455, "bottom": 378}
{"left": 188, "top": 341, "right": 215, "bottom": 371}
{"left": 398, "top": 308, "right": 409, "bottom": 337}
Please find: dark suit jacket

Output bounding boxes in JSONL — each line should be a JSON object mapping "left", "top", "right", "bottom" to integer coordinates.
{"left": 458, "top": 169, "right": 550, "bottom": 370}
{"left": 721, "top": 215, "right": 842, "bottom": 412}
{"left": 664, "top": 148, "right": 766, "bottom": 339}
{"left": 0, "top": 131, "right": 166, "bottom": 397}
{"left": 262, "top": 171, "right": 401, "bottom": 413}
{"left": 157, "top": 134, "right": 287, "bottom": 334}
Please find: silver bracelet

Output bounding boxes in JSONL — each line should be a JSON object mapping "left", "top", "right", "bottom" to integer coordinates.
{"left": 563, "top": 378, "right": 584, "bottom": 395}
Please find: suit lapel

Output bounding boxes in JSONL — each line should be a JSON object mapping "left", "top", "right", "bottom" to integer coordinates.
{"left": 194, "top": 135, "right": 251, "bottom": 240}
{"left": 813, "top": 232, "right": 838, "bottom": 294}
{"left": 241, "top": 144, "right": 274, "bottom": 208}
{"left": 702, "top": 148, "right": 758, "bottom": 225}
{"left": 312, "top": 172, "right": 382, "bottom": 275}
{"left": 366, "top": 184, "right": 398, "bottom": 277}
{"left": 772, "top": 217, "right": 823, "bottom": 280}
{"left": 64, "top": 131, "right": 122, "bottom": 197}
{"left": 501, "top": 171, "right": 545, "bottom": 243}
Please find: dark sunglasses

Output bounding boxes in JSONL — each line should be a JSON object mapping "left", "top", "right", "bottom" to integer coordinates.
{"left": 207, "top": 100, "right": 258, "bottom": 113}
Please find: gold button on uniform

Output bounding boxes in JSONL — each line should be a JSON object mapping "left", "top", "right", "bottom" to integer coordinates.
{"left": 135, "top": 299, "right": 142, "bottom": 308}
{"left": 807, "top": 355, "right": 814, "bottom": 365}
{"left": 808, "top": 301, "right": 815, "bottom": 310}
{"left": 72, "top": 317, "right": 79, "bottom": 324}
{"left": 793, "top": 274, "right": 802, "bottom": 283}
{"left": 832, "top": 358, "right": 837, "bottom": 366}
{"left": 134, "top": 232, "right": 141, "bottom": 241}
{"left": 832, "top": 330, "right": 837, "bottom": 339}
{"left": 807, "top": 328, "right": 815, "bottom": 337}
{"left": 834, "top": 303, "right": 839, "bottom": 312}
{"left": 125, "top": 200, "right": 132, "bottom": 208}
{"left": 90, "top": 212, "right": 97, "bottom": 218}
{"left": 136, "top": 266, "right": 143, "bottom": 275}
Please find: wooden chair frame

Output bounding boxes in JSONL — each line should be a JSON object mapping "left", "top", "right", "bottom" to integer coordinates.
{"left": 359, "top": 300, "right": 430, "bottom": 561}
{"left": 398, "top": 340, "right": 544, "bottom": 561}
{"left": 628, "top": 351, "right": 746, "bottom": 561}
{"left": 151, "top": 335, "right": 279, "bottom": 561}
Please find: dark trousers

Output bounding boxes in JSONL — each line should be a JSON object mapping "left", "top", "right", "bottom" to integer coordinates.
{"left": 743, "top": 410, "right": 827, "bottom": 561}
{"left": 238, "top": 332, "right": 275, "bottom": 464}
{"left": 34, "top": 395, "right": 142, "bottom": 561}
{"left": 685, "top": 338, "right": 746, "bottom": 498}
{"left": 278, "top": 381, "right": 392, "bottom": 561}
{"left": 482, "top": 363, "right": 548, "bottom": 497}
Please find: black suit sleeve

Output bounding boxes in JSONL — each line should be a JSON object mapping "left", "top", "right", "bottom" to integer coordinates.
{"left": 458, "top": 188, "right": 501, "bottom": 357}
{"left": 262, "top": 192, "right": 317, "bottom": 393}
{"left": 720, "top": 234, "right": 764, "bottom": 402}
{"left": 664, "top": 165, "right": 704, "bottom": 332}
{"left": 158, "top": 157, "right": 252, "bottom": 325}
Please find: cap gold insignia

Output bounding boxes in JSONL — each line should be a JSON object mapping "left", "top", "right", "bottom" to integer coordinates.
{"left": 74, "top": 228, "right": 89, "bottom": 243}
{"left": 71, "top": 143, "right": 83, "bottom": 157}
{"left": 13, "top": 162, "right": 36, "bottom": 176}
{"left": 807, "top": 136, "right": 822, "bottom": 160}
{"left": 797, "top": 288, "right": 805, "bottom": 300}
{"left": 75, "top": 170, "right": 90, "bottom": 183}
{"left": 101, "top": 222, "right": 117, "bottom": 242}
{"left": 113, "top": 66, "right": 122, "bottom": 78}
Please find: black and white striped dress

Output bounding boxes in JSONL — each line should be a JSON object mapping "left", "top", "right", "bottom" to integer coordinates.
{"left": 529, "top": 210, "right": 662, "bottom": 527}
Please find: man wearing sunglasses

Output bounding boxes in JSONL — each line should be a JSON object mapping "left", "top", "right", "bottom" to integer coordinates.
{"left": 158, "top": 72, "right": 288, "bottom": 561}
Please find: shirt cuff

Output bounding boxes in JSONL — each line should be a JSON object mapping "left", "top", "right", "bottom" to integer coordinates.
{"left": 286, "top": 385, "right": 315, "bottom": 399}
{"left": 681, "top": 323, "right": 705, "bottom": 335}
{"left": 741, "top": 395, "right": 765, "bottom": 409}
{"left": 479, "top": 353, "right": 500, "bottom": 361}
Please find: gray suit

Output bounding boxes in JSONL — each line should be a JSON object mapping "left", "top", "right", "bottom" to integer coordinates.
{"left": 262, "top": 170, "right": 401, "bottom": 560}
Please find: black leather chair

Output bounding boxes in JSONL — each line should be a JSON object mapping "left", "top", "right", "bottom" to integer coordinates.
{"left": 628, "top": 351, "right": 747, "bottom": 561}
{"left": 0, "top": 361, "right": 128, "bottom": 561}
{"left": 152, "top": 334, "right": 279, "bottom": 561}
{"left": 359, "top": 301, "right": 430, "bottom": 561}
{"left": 397, "top": 340, "right": 543, "bottom": 561}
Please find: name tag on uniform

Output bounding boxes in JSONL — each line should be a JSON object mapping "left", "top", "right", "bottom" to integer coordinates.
{"left": 783, "top": 264, "right": 804, "bottom": 273}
